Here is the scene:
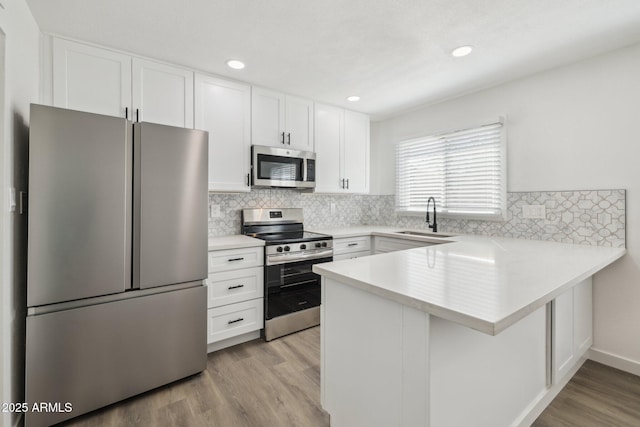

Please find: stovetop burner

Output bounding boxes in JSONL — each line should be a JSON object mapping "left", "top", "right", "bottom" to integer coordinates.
{"left": 248, "top": 230, "right": 331, "bottom": 245}
{"left": 241, "top": 208, "right": 333, "bottom": 263}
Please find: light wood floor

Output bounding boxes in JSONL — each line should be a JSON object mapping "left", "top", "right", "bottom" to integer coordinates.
{"left": 533, "top": 359, "right": 640, "bottom": 426}
{"left": 61, "top": 327, "right": 329, "bottom": 427}
{"left": 60, "top": 327, "right": 640, "bottom": 427}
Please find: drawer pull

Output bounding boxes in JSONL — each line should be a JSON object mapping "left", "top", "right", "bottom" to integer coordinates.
{"left": 227, "top": 257, "right": 245, "bottom": 262}
{"left": 228, "top": 317, "right": 244, "bottom": 325}
{"left": 228, "top": 284, "right": 245, "bottom": 290}
{"left": 347, "top": 243, "right": 359, "bottom": 247}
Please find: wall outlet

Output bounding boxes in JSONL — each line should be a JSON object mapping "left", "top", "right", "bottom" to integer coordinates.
{"left": 209, "top": 204, "right": 221, "bottom": 219}
{"left": 522, "top": 204, "right": 546, "bottom": 219}
{"left": 330, "top": 203, "right": 337, "bottom": 215}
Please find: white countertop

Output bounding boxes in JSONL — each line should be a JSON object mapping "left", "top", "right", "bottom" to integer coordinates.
{"left": 313, "top": 233, "right": 625, "bottom": 335}
{"left": 311, "top": 226, "right": 402, "bottom": 238}
{"left": 311, "top": 226, "right": 462, "bottom": 245}
{"left": 208, "top": 235, "right": 264, "bottom": 251}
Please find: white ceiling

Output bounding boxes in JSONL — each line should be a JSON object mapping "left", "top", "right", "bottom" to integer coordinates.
{"left": 26, "top": 0, "right": 640, "bottom": 120}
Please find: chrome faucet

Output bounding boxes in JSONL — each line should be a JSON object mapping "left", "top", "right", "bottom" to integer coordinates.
{"left": 426, "top": 197, "right": 437, "bottom": 233}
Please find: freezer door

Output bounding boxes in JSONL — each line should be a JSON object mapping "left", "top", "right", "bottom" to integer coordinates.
{"left": 133, "top": 122, "right": 208, "bottom": 289}
{"left": 27, "top": 104, "right": 132, "bottom": 307}
{"left": 25, "top": 285, "right": 207, "bottom": 427}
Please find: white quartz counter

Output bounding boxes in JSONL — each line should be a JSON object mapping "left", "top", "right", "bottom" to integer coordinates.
{"left": 311, "top": 226, "right": 402, "bottom": 238}
{"left": 208, "top": 235, "right": 264, "bottom": 251}
{"left": 313, "top": 234, "right": 624, "bottom": 335}
{"left": 310, "top": 226, "right": 459, "bottom": 245}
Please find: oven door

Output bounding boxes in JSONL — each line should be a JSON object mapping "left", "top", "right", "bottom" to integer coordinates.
{"left": 252, "top": 145, "right": 316, "bottom": 189}
{"left": 264, "top": 256, "right": 332, "bottom": 320}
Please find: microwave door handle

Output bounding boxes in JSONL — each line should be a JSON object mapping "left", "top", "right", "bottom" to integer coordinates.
{"left": 302, "top": 159, "right": 307, "bottom": 183}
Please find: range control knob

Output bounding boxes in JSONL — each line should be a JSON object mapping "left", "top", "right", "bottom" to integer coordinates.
{"left": 284, "top": 246, "right": 291, "bottom": 252}
{"left": 300, "top": 244, "right": 307, "bottom": 250}
{"left": 276, "top": 246, "right": 283, "bottom": 253}
{"left": 315, "top": 242, "right": 322, "bottom": 248}
{"left": 321, "top": 242, "right": 328, "bottom": 247}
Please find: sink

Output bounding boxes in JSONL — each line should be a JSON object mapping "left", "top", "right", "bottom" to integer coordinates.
{"left": 395, "top": 230, "right": 455, "bottom": 238}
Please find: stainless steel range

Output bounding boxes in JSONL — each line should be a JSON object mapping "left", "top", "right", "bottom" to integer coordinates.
{"left": 241, "top": 208, "right": 333, "bottom": 341}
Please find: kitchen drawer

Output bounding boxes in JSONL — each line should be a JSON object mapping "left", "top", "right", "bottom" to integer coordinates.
{"left": 333, "top": 250, "right": 371, "bottom": 261}
{"left": 207, "top": 299, "right": 264, "bottom": 344}
{"left": 207, "top": 266, "right": 264, "bottom": 308}
{"left": 208, "top": 246, "right": 263, "bottom": 272}
{"left": 333, "top": 236, "right": 372, "bottom": 256}
{"left": 374, "top": 236, "right": 433, "bottom": 253}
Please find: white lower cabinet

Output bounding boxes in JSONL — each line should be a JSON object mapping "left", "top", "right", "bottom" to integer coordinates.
{"left": 207, "top": 246, "right": 264, "bottom": 352}
{"left": 552, "top": 277, "right": 592, "bottom": 383}
{"left": 373, "top": 236, "right": 433, "bottom": 254}
{"left": 208, "top": 246, "right": 262, "bottom": 272}
{"left": 333, "top": 236, "right": 372, "bottom": 261}
{"left": 207, "top": 299, "right": 264, "bottom": 344}
{"left": 207, "top": 266, "right": 263, "bottom": 308}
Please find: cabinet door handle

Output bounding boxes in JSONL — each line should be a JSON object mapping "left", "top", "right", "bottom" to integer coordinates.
{"left": 246, "top": 173, "right": 251, "bottom": 187}
{"left": 227, "top": 257, "right": 245, "bottom": 262}
{"left": 227, "top": 317, "right": 244, "bottom": 325}
{"left": 346, "top": 178, "right": 350, "bottom": 189}
{"left": 341, "top": 178, "right": 345, "bottom": 189}
{"left": 281, "top": 132, "right": 285, "bottom": 144}
{"left": 347, "top": 243, "right": 358, "bottom": 247}
{"left": 228, "top": 284, "right": 245, "bottom": 290}
{"left": 125, "top": 107, "right": 129, "bottom": 120}
{"left": 136, "top": 108, "right": 140, "bottom": 122}
{"left": 287, "top": 132, "right": 291, "bottom": 145}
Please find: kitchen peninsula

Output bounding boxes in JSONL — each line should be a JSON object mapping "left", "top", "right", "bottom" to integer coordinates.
{"left": 313, "top": 233, "right": 625, "bottom": 427}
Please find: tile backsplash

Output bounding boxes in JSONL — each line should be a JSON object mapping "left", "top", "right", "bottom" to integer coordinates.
{"left": 209, "top": 189, "right": 625, "bottom": 248}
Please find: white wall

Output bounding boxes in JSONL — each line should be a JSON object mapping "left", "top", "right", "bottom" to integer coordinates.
{"left": 371, "top": 42, "right": 640, "bottom": 372}
{"left": 0, "top": 0, "right": 40, "bottom": 426}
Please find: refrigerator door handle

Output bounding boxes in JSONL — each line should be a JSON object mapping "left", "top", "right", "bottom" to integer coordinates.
{"left": 19, "top": 191, "right": 27, "bottom": 215}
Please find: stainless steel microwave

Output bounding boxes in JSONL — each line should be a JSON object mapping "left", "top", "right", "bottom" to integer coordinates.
{"left": 251, "top": 145, "right": 316, "bottom": 189}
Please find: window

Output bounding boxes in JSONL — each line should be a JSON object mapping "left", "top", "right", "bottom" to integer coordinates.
{"left": 395, "top": 120, "right": 506, "bottom": 220}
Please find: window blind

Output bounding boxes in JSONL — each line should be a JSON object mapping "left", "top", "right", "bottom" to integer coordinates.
{"left": 396, "top": 121, "right": 506, "bottom": 219}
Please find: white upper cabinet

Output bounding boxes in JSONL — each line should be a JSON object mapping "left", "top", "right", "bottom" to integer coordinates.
{"left": 252, "top": 88, "right": 314, "bottom": 151}
{"left": 132, "top": 58, "right": 194, "bottom": 128}
{"left": 51, "top": 38, "right": 193, "bottom": 128}
{"left": 195, "top": 74, "right": 251, "bottom": 192}
{"left": 251, "top": 88, "right": 285, "bottom": 147}
{"left": 314, "top": 103, "right": 343, "bottom": 193}
{"left": 343, "top": 110, "right": 370, "bottom": 193}
{"left": 314, "top": 104, "right": 370, "bottom": 194}
{"left": 284, "top": 95, "right": 314, "bottom": 150}
{"left": 52, "top": 38, "right": 132, "bottom": 119}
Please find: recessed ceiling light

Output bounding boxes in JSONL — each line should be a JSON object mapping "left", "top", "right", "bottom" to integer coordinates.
{"left": 226, "top": 59, "right": 245, "bottom": 70}
{"left": 347, "top": 95, "right": 360, "bottom": 102}
{"left": 451, "top": 46, "right": 473, "bottom": 57}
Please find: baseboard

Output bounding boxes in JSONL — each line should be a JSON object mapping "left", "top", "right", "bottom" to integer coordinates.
{"left": 588, "top": 347, "right": 640, "bottom": 376}
{"left": 207, "top": 330, "right": 261, "bottom": 353}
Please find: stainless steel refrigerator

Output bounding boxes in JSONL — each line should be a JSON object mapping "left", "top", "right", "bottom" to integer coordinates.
{"left": 25, "top": 104, "right": 208, "bottom": 427}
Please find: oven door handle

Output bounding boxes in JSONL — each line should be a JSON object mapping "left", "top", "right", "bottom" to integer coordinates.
{"left": 266, "top": 249, "right": 333, "bottom": 265}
